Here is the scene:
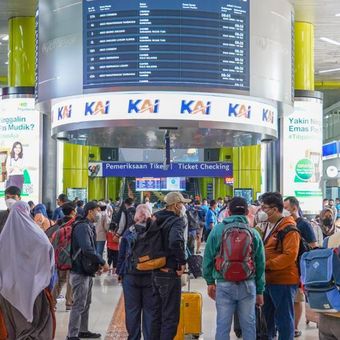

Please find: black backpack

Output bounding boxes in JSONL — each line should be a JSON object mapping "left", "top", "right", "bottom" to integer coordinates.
{"left": 131, "top": 216, "right": 180, "bottom": 271}
{"left": 276, "top": 225, "right": 312, "bottom": 273}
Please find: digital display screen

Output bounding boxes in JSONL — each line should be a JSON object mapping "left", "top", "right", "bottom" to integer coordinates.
{"left": 83, "top": 0, "right": 250, "bottom": 90}
{"left": 234, "top": 188, "right": 253, "bottom": 204}
{"left": 136, "top": 177, "right": 186, "bottom": 191}
{"left": 322, "top": 142, "right": 338, "bottom": 160}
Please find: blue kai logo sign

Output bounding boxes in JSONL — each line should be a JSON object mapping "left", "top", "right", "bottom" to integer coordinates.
{"left": 228, "top": 103, "right": 251, "bottom": 119}
{"left": 128, "top": 99, "right": 160, "bottom": 113}
{"left": 58, "top": 105, "right": 72, "bottom": 120}
{"left": 180, "top": 100, "right": 211, "bottom": 115}
{"left": 85, "top": 100, "right": 110, "bottom": 116}
{"left": 262, "top": 108, "right": 274, "bottom": 124}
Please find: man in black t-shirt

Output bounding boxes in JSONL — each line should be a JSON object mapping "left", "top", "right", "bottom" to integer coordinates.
{"left": 284, "top": 196, "right": 317, "bottom": 337}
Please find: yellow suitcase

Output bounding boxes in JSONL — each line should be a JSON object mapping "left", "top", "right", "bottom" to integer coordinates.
{"left": 174, "top": 296, "right": 185, "bottom": 340}
{"left": 182, "top": 291, "right": 202, "bottom": 336}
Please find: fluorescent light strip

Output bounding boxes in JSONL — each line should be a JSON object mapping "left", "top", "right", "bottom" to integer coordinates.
{"left": 319, "top": 67, "right": 340, "bottom": 74}
{"left": 320, "top": 37, "right": 340, "bottom": 46}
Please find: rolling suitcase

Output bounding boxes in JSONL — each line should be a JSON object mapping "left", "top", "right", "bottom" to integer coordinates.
{"left": 174, "top": 297, "right": 185, "bottom": 340}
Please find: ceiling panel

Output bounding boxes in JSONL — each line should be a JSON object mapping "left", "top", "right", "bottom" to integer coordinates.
{"left": 293, "top": 0, "right": 340, "bottom": 81}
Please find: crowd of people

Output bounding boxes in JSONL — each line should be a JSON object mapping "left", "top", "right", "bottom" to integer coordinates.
{"left": 0, "top": 185, "right": 340, "bottom": 340}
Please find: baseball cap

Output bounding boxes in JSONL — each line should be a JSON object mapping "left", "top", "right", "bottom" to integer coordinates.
{"left": 229, "top": 196, "right": 248, "bottom": 215}
{"left": 164, "top": 192, "right": 191, "bottom": 206}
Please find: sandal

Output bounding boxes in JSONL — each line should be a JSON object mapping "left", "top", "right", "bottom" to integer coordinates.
{"left": 294, "top": 330, "right": 302, "bottom": 337}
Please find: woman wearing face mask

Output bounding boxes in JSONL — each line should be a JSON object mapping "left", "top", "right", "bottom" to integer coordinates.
{"left": 5, "top": 141, "right": 25, "bottom": 190}
{"left": 116, "top": 204, "right": 154, "bottom": 340}
{"left": 0, "top": 201, "right": 55, "bottom": 339}
{"left": 319, "top": 208, "right": 337, "bottom": 239}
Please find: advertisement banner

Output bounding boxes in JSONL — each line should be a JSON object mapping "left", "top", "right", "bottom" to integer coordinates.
{"left": 282, "top": 100, "right": 323, "bottom": 213}
{"left": 89, "top": 161, "right": 233, "bottom": 178}
{"left": 0, "top": 98, "right": 41, "bottom": 209}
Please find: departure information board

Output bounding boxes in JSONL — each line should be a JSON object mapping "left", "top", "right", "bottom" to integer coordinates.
{"left": 83, "top": 0, "right": 250, "bottom": 91}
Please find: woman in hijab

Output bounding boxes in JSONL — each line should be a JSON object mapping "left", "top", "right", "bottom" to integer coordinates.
{"left": 319, "top": 207, "right": 337, "bottom": 239}
{"left": 34, "top": 203, "right": 54, "bottom": 231}
{"left": 0, "top": 201, "right": 55, "bottom": 340}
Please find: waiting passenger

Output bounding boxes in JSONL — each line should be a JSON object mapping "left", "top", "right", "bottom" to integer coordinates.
{"left": 34, "top": 203, "right": 54, "bottom": 231}
{"left": 205, "top": 199, "right": 218, "bottom": 240}
{"left": 95, "top": 201, "right": 111, "bottom": 257}
{"left": 259, "top": 192, "right": 300, "bottom": 340}
{"left": 203, "top": 196, "right": 265, "bottom": 340}
{"left": 117, "top": 204, "right": 154, "bottom": 340}
{"left": 53, "top": 193, "right": 68, "bottom": 221}
{"left": 284, "top": 196, "right": 318, "bottom": 337}
{"left": 151, "top": 192, "right": 188, "bottom": 340}
{"left": 66, "top": 201, "right": 109, "bottom": 340}
{"left": 0, "top": 186, "right": 21, "bottom": 233}
{"left": 0, "top": 201, "right": 55, "bottom": 340}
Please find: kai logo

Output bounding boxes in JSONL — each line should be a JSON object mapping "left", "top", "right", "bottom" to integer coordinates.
{"left": 128, "top": 99, "right": 160, "bottom": 113}
{"left": 58, "top": 105, "right": 72, "bottom": 120}
{"left": 262, "top": 109, "right": 274, "bottom": 124}
{"left": 85, "top": 100, "right": 110, "bottom": 116}
{"left": 180, "top": 100, "right": 211, "bottom": 115}
{"left": 228, "top": 103, "right": 251, "bottom": 119}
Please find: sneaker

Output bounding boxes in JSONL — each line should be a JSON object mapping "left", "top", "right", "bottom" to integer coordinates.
{"left": 78, "top": 331, "right": 101, "bottom": 338}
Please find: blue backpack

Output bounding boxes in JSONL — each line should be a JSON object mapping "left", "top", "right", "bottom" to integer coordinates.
{"left": 300, "top": 246, "right": 340, "bottom": 312}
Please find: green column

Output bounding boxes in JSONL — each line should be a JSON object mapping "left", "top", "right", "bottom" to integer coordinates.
{"left": 8, "top": 17, "right": 35, "bottom": 87}
{"left": 63, "top": 143, "right": 89, "bottom": 193}
{"left": 215, "top": 147, "right": 233, "bottom": 198}
{"left": 233, "top": 145, "right": 261, "bottom": 200}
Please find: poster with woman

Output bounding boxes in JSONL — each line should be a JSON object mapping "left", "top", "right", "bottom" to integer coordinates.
{"left": 0, "top": 98, "right": 41, "bottom": 209}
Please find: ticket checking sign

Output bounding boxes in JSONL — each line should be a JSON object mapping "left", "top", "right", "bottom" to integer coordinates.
{"left": 51, "top": 92, "right": 278, "bottom": 135}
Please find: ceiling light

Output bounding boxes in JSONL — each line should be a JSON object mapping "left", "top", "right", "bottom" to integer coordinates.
{"left": 318, "top": 67, "right": 340, "bottom": 74}
{"left": 336, "top": 13, "right": 340, "bottom": 17}
{"left": 1, "top": 35, "right": 8, "bottom": 41}
{"left": 320, "top": 37, "right": 340, "bottom": 46}
{"left": 4, "top": 61, "right": 8, "bottom": 65}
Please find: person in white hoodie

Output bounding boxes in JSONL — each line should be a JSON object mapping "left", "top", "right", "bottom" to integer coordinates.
{"left": 95, "top": 201, "right": 111, "bottom": 257}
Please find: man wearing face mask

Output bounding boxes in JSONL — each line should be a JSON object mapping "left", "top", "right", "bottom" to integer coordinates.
{"left": 259, "top": 192, "right": 300, "bottom": 340}
{"left": 0, "top": 186, "right": 21, "bottom": 233}
{"left": 67, "top": 201, "right": 109, "bottom": 340}
{"left": 283, "top": 196, "right": 317, "bottom": 337}
{"left": 151, "top": 192, "right": 189, "bottom": 340}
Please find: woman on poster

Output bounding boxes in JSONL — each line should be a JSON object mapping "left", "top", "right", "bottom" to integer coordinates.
{"left": 6, "top": 141, "right": 24, "bottom": 190}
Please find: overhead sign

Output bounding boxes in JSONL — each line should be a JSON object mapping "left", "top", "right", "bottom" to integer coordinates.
{"left": 0, "top": 98, "right": 41, "bottom": 208}
{"left": 51, "top": 92, "right": 278, "bottom": 135}
{"left": 89, "top": 161, "right": 233, "bottom": 178}
{"left": 282, "top": 99, "right": 323, "bottom": 213}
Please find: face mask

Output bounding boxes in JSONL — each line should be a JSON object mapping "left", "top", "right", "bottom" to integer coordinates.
{"left": 257, "top": 210, "right": 268, "bottom": 222}
{"left": 282, "top": 209, "right": 291, "bottom": 217}
{"left": 5, "top": 198, "right": 16, "bottom": 210}
{"left": 94, "top": 212, "right": 101, "bottom": 223}
{"left": 323, "top": 218, "right": 333, "bottom": 227}
{"left": 179, "top": 205, "right": 186, "bottom": 217}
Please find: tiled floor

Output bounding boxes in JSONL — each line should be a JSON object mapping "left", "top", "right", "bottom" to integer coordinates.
{"left": 55, "top": 274, "right": 320, "bottom": 340}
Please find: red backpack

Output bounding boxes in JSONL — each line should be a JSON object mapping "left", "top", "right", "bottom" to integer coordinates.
{"left": 215, "top": 222, "right": 255, "bottom": 282}
{"left": 51, "top": 217, "right": 76, "bottom": 271}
